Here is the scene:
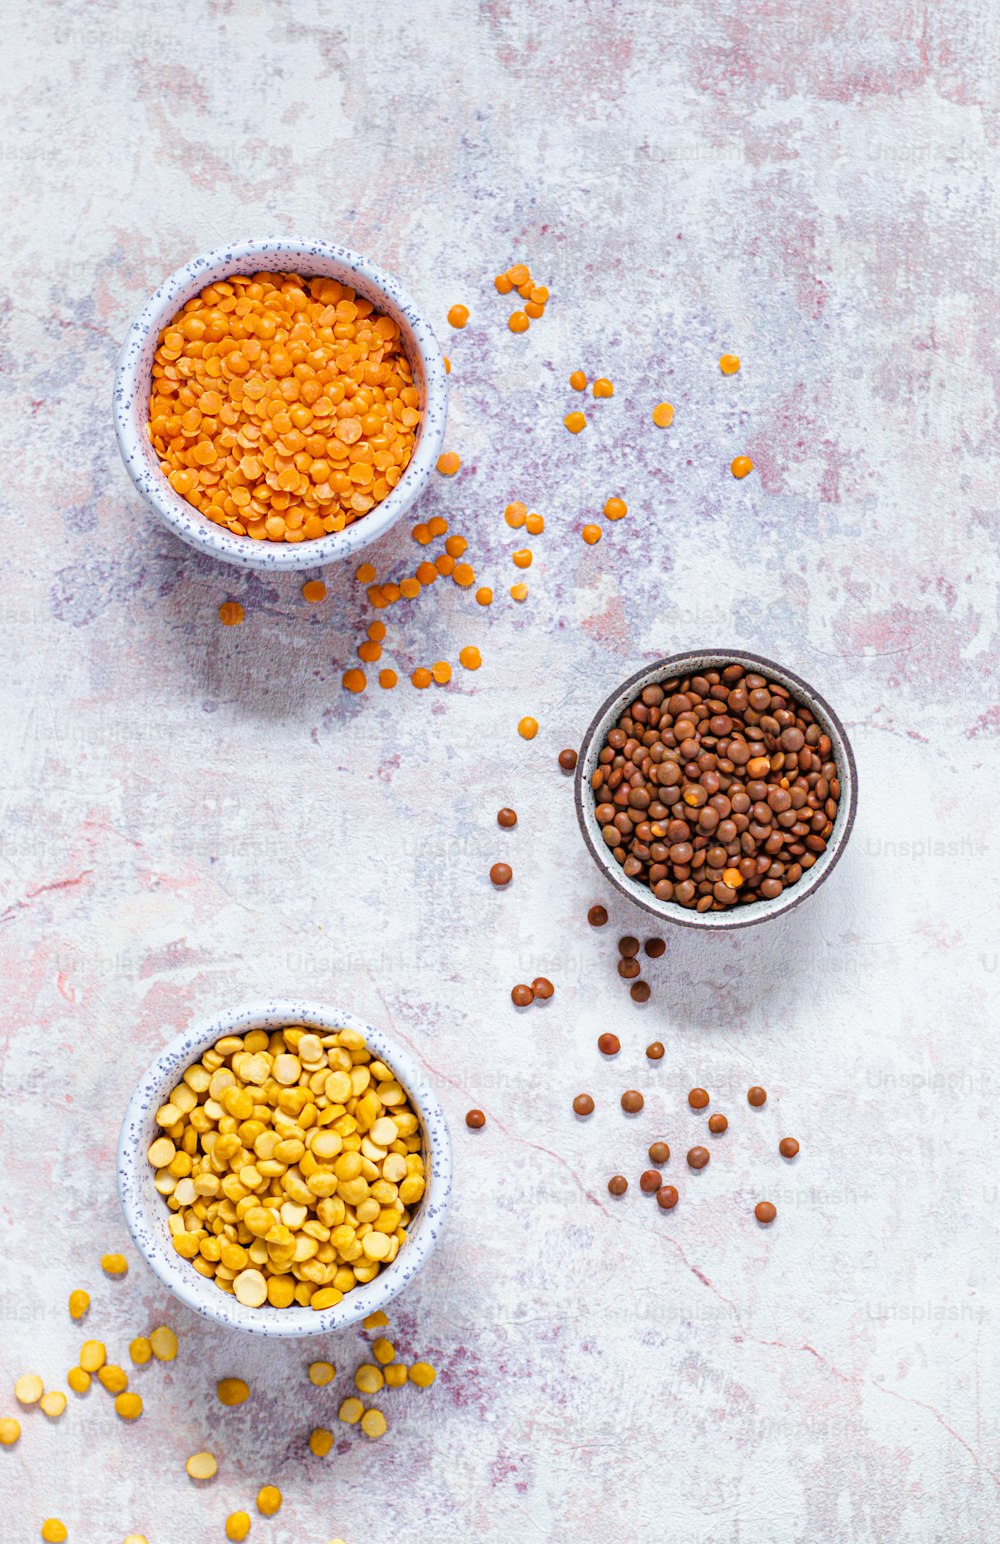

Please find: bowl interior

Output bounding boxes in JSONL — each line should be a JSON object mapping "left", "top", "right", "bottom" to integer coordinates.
{"left": 113, "top": 238, "right": 448, "bottom": 571}
{"left": 575, "top": 649, "right": 857, "bottom": 931}
{"left": 118, "top": 1000, "right": 451, "bottom": 1336}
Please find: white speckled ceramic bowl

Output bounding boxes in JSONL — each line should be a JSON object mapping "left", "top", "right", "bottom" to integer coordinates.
{"left": 575, "top": 649, "right": 858, "bottom": 930}
{"left": 112, "top": 238, "right": 449, "bottom": 570}
{"left": 118, "top": 1000, "right": 452, "bottom": 1336}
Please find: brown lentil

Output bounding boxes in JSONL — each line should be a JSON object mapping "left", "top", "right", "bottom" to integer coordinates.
{"left": 755, "top": 1201, "right": 777, "bottom": 1224}
{"left": 587, "top": 663, "right": 840, "bottom": 911}
{"left": 748, "top": 1086, "right": 767, "bottom": 1107}
{"left": 639, "top": 1170, "right": 661, "bottom": 1193}
{"left": 597, "top": 1033, "right": 620, "bottom": 1056}
{"left": 621, "top": 1090, "right": 644, "bottom": 1114}
{"left": 465, "top": 1109, "right": 486, "bottom": 1130}
{"left": 648, "top": 1141, "right": 670, "bottom": 1165}
{"left": 618, "top": 936, "right": 640, "bottom": 958}
{"left": 687, "top": 1146, "right": 710, "bottom": 1169}
{"left": 779, "top": 1137, "right": 800, "bottom": 1158}
{"left": 531, "top": 977, "right": 555, "bottom": 1000}
{"left": 572, "top": 1094, "right": 595, "bottom": 1117}
{"left": 630, "top": 982, "right": 651, "bottom": 1003}
{"left": 558, "top": 748, "right": 579, "bottom": 772}
{"left": 489, "top": 863, "right": 513, "bottom": 887}
{"left": 588, "top": 904, "right": 608, "bottom": 927}
{"left": 656, "top": 1185, "right": 679, "bottom": 1210}
{"left": 618, "top": 958, "right": 641, "bottom": 980}
{"left": 511, "top": 984, "right": 534, "bottom": 1007}
{"left": 645, "top": 1042, "right": 665, "bottom": 1061}
{"left": 688, "top": 1088, "right": 709, "bottom": 1110}
{"left": 708, "top": 1113, "right": 728, "bottom": 1134}
{"left": 607, "top": 1175, "right": 628, "bottom": 1197}
{"left": 644, "top": 937, "right": 666, "bottom": 958}
{"left": 497, "top": 808, "right": 518, "bottom": 828}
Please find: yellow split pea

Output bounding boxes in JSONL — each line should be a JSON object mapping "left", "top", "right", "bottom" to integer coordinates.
{"left": 148, "top": 272, "right": 420, "bottom": 544}
{"left": 149, "top": 1024, "right": 426, "bottom": 1309}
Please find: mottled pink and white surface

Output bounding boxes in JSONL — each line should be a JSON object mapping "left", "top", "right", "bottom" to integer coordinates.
{"left": 1, "top": 3, "right": 998, "bottom": 1541}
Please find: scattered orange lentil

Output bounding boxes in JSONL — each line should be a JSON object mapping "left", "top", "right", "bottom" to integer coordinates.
{"left": 412, "top": 522, "right": 432, "bottom": 544}
{"left": 399, "top": 577, "right": 421, "bottom": 599}
{"left": 731, "top": 456, "right": 754, "bottom": 479}
{"left": 504, "top": 503, "right": 527, "bottom": 529}
{"left": 368, "top": 620, "right": 386, "bottom": 642}
{"left": 459, "top": 646, "right": 482, "bottom": 670}
{"left": 517, "top": 281, "right": 533, "bottom": 299}
{"left": 342, "top": 669, "right": 366, "bottom": 693}
{"left": 569, "top": 370, "right": 588, "bottom": 391}
{"left": 507, "top": 264, "right": 530, "bottom": 286}
{"left": 518, "top": 716, "right": 539, "bottom": 740}
{"left": 443, "top": 356, "right": 451, "bottom": 373}
{"left": 510, "top": 582, "right": 528, "bottom": 602}
{"left": 302, "top": 580, "right": 326, "bottom": 603}
{"left": 378, "top": 668, "right": 398, "bottom": 689}
{"left": 218, "top": 602, "right": 244, "bottom": 626}
{"left": 435, "top": 553, "right": 456, "bottom": 577}
{"left": 604, "top": 496, "right": 628, "bottom": 521}
{"left": 652, "top": 402, "right": 675, "bottom": 427}
{"left": 431, "top": 661, "right": 452, "bottom": 684}
{"left": 525, "top": 512, "right": 544, "bottom": 535}
{"left": 592, "top": 378, "right": 614, "bottom": 398}
{"left": 494, "top": 274, "right": 513, "bottom": 295}
{"left": 475, "top": 587, "right": 493, "bottom": 606}
{"left": 525, "top": 302, "right": 544, "bottom": 319}
{"left": 148, "top": 272, "right": 418, "bottom": 542}
{"left": 382, "top": 581, "right": 401, "bottom": 603}
{"left": 358, "top": 641, "right": 382, "bottom": 663}
{"left": 437, "top": 452, "right": 461, "bottom": 476}
{"left": 415, "top": 561, "right": 438, "bottom": 586}
{"left": 412, "top": 668, "right": 432, "bottom": 689}
{"left": 447, "top": 305, "right": 469, "bottom": 329}
{"left": 428, "top": 515, "right": 449, "bottom": 538}
{"left": 529, "top": 286, "right": 549, "bottom": 305}
{"left": 509, "top": 312, "right": 530, "bottom": 333}
{"left": 356, "top": 562, "right": 377, "bottom": 584}
{"left": 564, "top": 412, "right": 586, "bottom": 433}
{"left": 582, "top": 524, "right": 602, "bottom": 544}
{"left": 367, "top": 585, "right": 389, "bottom": 609}
{"left": 720, "top": 354, "right": 741, "bottom": 375}
{"left": 512, "top": 549, "right": 532, "bottom": 569}
{"left": 445, "top": 534, "right": 468, "bottom": 557}
{"left": 453, "top": 563, "right": 475, "bottom": 587}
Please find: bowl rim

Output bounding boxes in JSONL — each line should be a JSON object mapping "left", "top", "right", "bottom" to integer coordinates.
{"left": 573, "top": 648, "right": 858, "bottom": 930}
{"left": 117, "top": 998, "right": 452, "bottom": 1337}
{"left": 112, "top": 236, "right": 449, "bottom": 571}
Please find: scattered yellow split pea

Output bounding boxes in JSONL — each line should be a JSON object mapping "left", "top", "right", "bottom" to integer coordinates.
{"left": 512, "top": 549, "right": 532, "bottom": 569}
{"left": 652, "top": 403, "right": 674, "bottom": 428}
{"left": 372, "top": 1338, "right": 396, "bottom": 1365}
{"left": 0, "top": 1416, "right": 20, "bottom": 1444}
{"left": 68, "top": 1290, "right": 89, "bottom": 1321}
{"left": 186, "top": 1451, "right": 218, "bottom": 1481}
{"left": 40, "top": 1391, "right": 66, "bottom": 1419}
{"left": 115, "top": 1392, "right": 143, "bottom": 1421}
{"left": 67, "top": 1369, "right": 90, "bottom": 1395}
{"left": 564, "top": 411, "right": 586, "bottom": 433}
{"left": 309, "top": 1426, "right": 334, "bottom": 1456}
{"left": 505, "top": 502, "right": 526, "bottom": 528}
{"left": 338, "top": 1397, "right": 363, "bottom": 1425}
{"left": 409, "top": 1361, "right": 437, "bottom": 1387}
{"left": 364, "top": 1310, "right": 390, "bottom": 1330}
{"left": 101, "top": 1253, "right": 128, "bottom": 1277}
{"left": 225, "top": 1514, "right": 251, "bottom": 1542}
{"left": 342, "top": 669, "right": 367, "bottom": 694}
{"left": 41, "top": 1523, "right": 68, "bottom": 1544}
{"left": 361, "top": 1408, "right": 387, "bottom": 1439}
{"left": 384, "top": 1363, "right": 408, "bottom": 1387}
{"left": 15, "top": 1375, "right": 44, "bottom": 1405}
{"left": 79, "top": 1342, "right": 106, "bottom": 1373}
{"left": 308, "top": 1361, "right": 335, "bottom": 1388}
{"left": 98, "top": 1366, "right": 128, "bottom": 1394}
{"left": 217, "top": 1378, "right": 249, "bottom": 1407}
{"left": 257, "top": 1486, "right": 282, "bottom": 1517}
{"left": 355, "top": 1364, "right": 384, "bottom": 1394}
{"left": 150, "top": 1326, "right": 178, "bottom": 1362}
{"left": 129, "top": 1338, "right": 152, "bottom": 1366}
{"left": 720, "top": 354, "right": 741, "bottom": 374}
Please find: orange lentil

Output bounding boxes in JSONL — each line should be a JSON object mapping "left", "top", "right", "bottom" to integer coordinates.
{"left": 367, "top": 585, "right": 389, "bottom": 609}
{"left": 453, "top": 563, "right": 475, "bottom": 587}
{"left": 529, "top": 286, "right": 549, "bottom": 305}
{"left": 148, "top": 272, "right": 417, "bottom": 543}
{"left": 524, "top": 302, "right": 544, "bottom": 319}
{"left": 564, "top": 412, "right": 586, "bottom": 433}
{"left": 475, "top": 587, "right": 493, "bottom": 606}
{"left": 444, "top": 356, "right": 451, "bottom": 373}
{"left": 504, "top": 503, "right": 527, "bottom": 529}
{"left": 431, "top": 661, "right": 452, "bottom": 684}
{"left": 428, "top": 515, "right": 449, "bottom": 537}
{"left": 512, "top": 549, "right": 532, "bottom": 569}
{"left": 437, "top": 452, "right": 461, "bottom": 476}
{"left": 569, "top": 371, "right": 587, "bottom": 391}
{"left": 494, "top": 274, "right": 513, "bottom": 294}
{"left": 382, "top": 582, "right": 401, "bottom": 603}
{"left": 412, "top": 522, "right": 433, "bottom": 544}
{"left": 379, "top": 668, "right": 398, "bottom": 689}
{"left": 459, "top": 646, "right": 482, "bottom": 670}
{"left": 582, "top": 524, "right": 602, "bottom": 544}
{"left": 436, "top": 553, "right": 456, "bottom": 576}
{"left": 399, "top": 577, "right": 421, "bottom": 599}
{"left": 510, "top": 582, "right": 528, "bottom": 601}
{"left": 445, "top": 534, "right": 468, "bottom": 558}
{"left": 447, "top": 305, "right": 469, "bottom": 329}
{"left": 415, "top": 561, "right": 438, "bottom": 586}
{"left": 604, "top": 497, "right": 628, "bottom": 521}
{"left": 720, "top": 354, "right": 741, "bottom": 375}
{"left": 518, "top": 716, "right": 538, "bottom": 740}
{"left": 358, "top": 640, "right": 382, "bottom": 663}
{"left": 342, "top": 669, "right": 367, "bottom": 693}
{"left": 517, "top": 281, "right": 534, "bottom": 299}
{"left": 356, "top": 562, "right": 377, "bottom": 584}
{"left": 412, "top": 668, "right": 432, "bottom": 689}
{"left": 731, "top": 456, "right": 754, "bottom": 479}
{"left": 302, "top": 580, "right": 326, "bottom": 603}
{"left": 592, "top": 378, "right": 614, "bottom": 398}
{"left": 508, "top": 312, "right": 530, "bottom": 334}
{"left": 507, "top": 264, "right": 530, "bottom": 286}
{"left": 218, "top": 602, "right": 244, "bottom": 626}
{"left": 368, "top": 621, "right": 387, "bottom": 642}
{"left": 652, "top": 402, "right": 675, "bottom": 428}
{"left": 525, "top": 512, "right": 544, "bottom": 535}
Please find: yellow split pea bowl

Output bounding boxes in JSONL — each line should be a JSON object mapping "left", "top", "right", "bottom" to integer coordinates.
{"left": 112, "top": 237, "right": 449, "bottom": 570}
{"left": 118, "top": 1001, "right": 452, "bottom": 1337}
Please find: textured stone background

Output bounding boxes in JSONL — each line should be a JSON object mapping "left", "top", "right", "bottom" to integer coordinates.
{"left": 1, "top": 2, "right": 998, "bottom": 1541}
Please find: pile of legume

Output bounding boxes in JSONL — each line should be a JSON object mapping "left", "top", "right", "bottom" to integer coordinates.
{"left": 148, "top": 1024, "right": 426, "bottom": 1310}
{"left": 590, "top": 663, "right": 840, "bottom": 912}
{"left": 494, "top": 262, "right": 550, "bottom": 333}
{"left": 149, "top": 271, "right": 420, "bottom": 543}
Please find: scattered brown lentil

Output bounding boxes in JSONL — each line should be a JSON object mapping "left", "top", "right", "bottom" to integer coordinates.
{"left": 572, "top": 1094, "right": 595, "bottom": 1117}
{"left": 688, "top": 1088, "right": 709, "bottom": 1110}
{"left": 618, "top": 959, "right": 640, "bottom": 980}
{"left": 465, "top": 1109, "right": 485, "bottom": 1130}
{"left": 497, "top": 808, "right": 518, "bottom": 828}
{"left": 644, "top": 937, "right": 666, "bottom": 958}
{"left": 531, "top": 977, "right": 554, "bottom": 1000}
{"left": 621, "top": 1090, "right": 644, "bottom": 1114}
{"left": 630, "top": 982, "right": 651, "bottom": 1003}
{"left": 558, "top": 748, "right": 578, "bottom": 772}
{"left": 687, "top": 1146, "right": 710, "bottom": 1169}
{"left": 648, "top": 1141, "right": 669, "bottom": 1165}
{"left": 511, "top": 984, "right": 534, "bottom": 1007}
{"left": 779, "top": 1137, "right": 800, "bottom": 1158}
{"left": 587, "top": 904, "right": 608, "bottom": 926}
{"left": 755, "top": 1201, "right": 777, "bottom": 1224}
{"left": 708, "top": 1113, "right": 728, "bottom": 1134}
{"left": 490, "top": 863, "right": 512, "bottom": 887}
{"left": 656, "top": 1185, "right": 679, "bottom": 1210}
{"left": 618, "top": 936, "right": 640, "bottom": 957}
{"left": 646, "top": 1042, "right": 665, "bottom": 1061}
{"left": 607, "top": 1176, "right": 628, "bottom": 1197}
{"left": 748, "top": 1086, "right": 767, "bottom": 1107}
{"left": 597, "top": 1033, "right": 620, "bottom": 1056}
